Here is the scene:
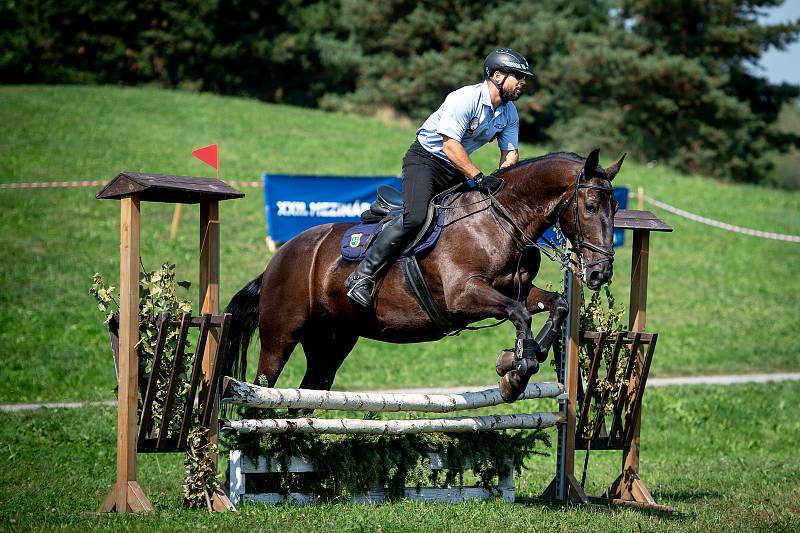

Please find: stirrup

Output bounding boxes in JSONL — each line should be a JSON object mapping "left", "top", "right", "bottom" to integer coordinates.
{"left": 346, "top": 273, "right": 375, "bottom": 307}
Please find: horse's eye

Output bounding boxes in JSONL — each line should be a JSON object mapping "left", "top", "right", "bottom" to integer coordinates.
{"left": 585, "top": 203, "right": 598, "bottom": 213}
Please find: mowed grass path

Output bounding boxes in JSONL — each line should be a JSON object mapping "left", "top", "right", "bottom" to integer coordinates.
{"left": 0, "top": 85, "right": 799, "bottom": 404}
{"left": 1, "top": 382, "right": 797, "bottom": 531}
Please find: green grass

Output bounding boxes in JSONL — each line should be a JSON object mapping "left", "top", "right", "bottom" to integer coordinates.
{"left": 0, "top": 85, "right": 799, "bottom": 404}
{"left": 1, "top": 382, "right": 797, "bottom": 531}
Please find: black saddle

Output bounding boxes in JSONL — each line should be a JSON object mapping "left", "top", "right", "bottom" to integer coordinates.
{"left": 362, "top": 185, "right": 405, "bottom": 221}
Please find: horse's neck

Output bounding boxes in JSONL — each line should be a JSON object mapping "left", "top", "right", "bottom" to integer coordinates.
{"left": 498, "top": 161, "right": 575, "bottom": 237}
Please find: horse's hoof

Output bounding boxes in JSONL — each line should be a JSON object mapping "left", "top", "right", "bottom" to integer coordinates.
{"left": 536, "top": 345, "right": 550, "bottom": 363}
{"left": 499, "top": 371, "right": 523, "bottom": 402}
{"left": 495, "top": 350, "right": 515, "bottom": 376}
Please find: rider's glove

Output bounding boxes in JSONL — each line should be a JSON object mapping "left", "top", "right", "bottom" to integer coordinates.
{"left": 474, "top": 172, "right": 503, "bottom": 194}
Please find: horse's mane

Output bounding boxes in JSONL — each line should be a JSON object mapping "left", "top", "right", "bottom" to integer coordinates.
{"left": 493, "top": 151, "right": 586, "bottom": 177}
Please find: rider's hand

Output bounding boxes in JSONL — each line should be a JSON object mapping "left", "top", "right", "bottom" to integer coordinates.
{"left": 474, "top": 172, "right": 503, "bottom": 194}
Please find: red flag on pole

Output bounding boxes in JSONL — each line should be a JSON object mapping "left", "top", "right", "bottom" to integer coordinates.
{"left": 192, "top": 144, "right": 219, "bottom": 169}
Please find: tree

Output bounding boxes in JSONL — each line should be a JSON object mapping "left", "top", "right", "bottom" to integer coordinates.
{"left": 544, "top": 0, "right": 800, "bottom": 181}
{"left": 2, "top": 0, "right": 797, "bottom": 183}
{"left": 318, "top": 0, "right": 800, "bottom": 182}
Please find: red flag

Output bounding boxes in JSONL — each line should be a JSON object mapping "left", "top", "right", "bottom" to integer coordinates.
{"left": 191, "top": 144, "right": 219, "bottom": 169}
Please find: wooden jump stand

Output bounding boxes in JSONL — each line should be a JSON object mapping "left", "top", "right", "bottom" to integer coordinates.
{"left": 543, "top": 209, "right": 672, "bottom": 508}
{"left": 95, "top": 172, "right": 244, "bottom": 513}
{"left": 93, "top": 169, "right": 671, "bottom": 512}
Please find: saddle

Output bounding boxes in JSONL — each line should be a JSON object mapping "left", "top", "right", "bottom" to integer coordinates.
{"left": 362, "top": 184, "right": 405, "bottom": 222}
{"left": 340, "top": 184, "right": 463, "bottom": 333}
{"left": 341, "top": 185, "right": 456, "bottom": 261}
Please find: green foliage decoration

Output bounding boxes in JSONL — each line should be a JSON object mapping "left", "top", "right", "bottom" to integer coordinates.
{"left": 221, "top": 399, "right": 551, "bottom": 501}
{"left": 90, "top": 263, "right": 193, "bottom": 434}
{"left": 577, "top": 284, "right": 630, "bottom": 439}
{"left": 183, "top": 425, "right": 222, "bottom": 511}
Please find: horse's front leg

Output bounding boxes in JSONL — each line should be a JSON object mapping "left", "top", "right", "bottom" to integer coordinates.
{"left": 496, "top": 286, "right": 568, "bottom": 376}
{"left": 451, "top": 277, "right": 540, "bottom": 401}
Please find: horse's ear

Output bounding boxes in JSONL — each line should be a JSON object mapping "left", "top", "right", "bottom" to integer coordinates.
{"left": 584, "top": 148, "right": 600, "bottom": 177}
{"left": 606, "top": 153, "right": 627, "bottom": 181}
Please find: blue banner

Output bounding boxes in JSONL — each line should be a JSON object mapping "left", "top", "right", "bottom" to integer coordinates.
{"left": 264, "top": 174, "right": 402, "bottom": 243}
{"left": 539, "top": 186, "right": 629, "bottom": 247}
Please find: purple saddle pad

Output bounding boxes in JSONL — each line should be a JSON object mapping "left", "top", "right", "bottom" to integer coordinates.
{"left": 341, "top": 208, "right": 446, "bottom": 262}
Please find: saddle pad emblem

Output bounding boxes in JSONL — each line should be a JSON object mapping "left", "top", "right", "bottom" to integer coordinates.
{"left": 349, "top": 233, "right": 363, "bottom": 248}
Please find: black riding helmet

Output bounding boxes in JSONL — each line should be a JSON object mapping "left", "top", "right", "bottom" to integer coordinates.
{"left": 484, "top": 48, "right": 533, "bottom": 103}
{"left": 484, "top": 48, "right": 534, "bottom": 80}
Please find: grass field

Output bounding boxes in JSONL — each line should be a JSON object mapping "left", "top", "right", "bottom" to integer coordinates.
{"left": 1, "top": 85, "right": 799, "bottom": 531}
{"left": 1, "top": 382, "right": 797, "bottom": 531}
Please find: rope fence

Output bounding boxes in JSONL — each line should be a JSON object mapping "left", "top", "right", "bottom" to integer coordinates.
{"left": 632, "top": 192, "right": 800, "bottom": 243}
{"left": 2, "top": 179, "right": 797, "bottom": 243}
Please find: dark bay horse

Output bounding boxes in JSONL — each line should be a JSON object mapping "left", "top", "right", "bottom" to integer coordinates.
{"left": 223, "top": 149, "right": 623, "bottom": 402}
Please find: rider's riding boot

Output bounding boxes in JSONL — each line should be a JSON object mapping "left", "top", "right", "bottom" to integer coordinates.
{"left": 345, "top": 217, "right": 409, "bottom": 307}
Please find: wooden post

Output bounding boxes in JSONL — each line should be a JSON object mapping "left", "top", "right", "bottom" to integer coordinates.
{"left": 199, "top": 200, "right": 235, "bottom": 511}
{"left": 98, "top": 196, "right": 153, "bottom": 513}
{"left": 199, "top": 200, "right": 219, "bottom": 453}
{"left": 637, "top": 186, "right": 644, "bottom": 211}
{"left": 562, "top": 268, "right": 588, "bottom": 503}
{"left": 629, "top": 230, "right": 649, "bottom": 332}
{"left": 605, "top": 228, "right": 656, "bottom": 505}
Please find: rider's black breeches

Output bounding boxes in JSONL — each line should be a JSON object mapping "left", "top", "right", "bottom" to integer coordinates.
{"left": 401, "top": 140, "right": 463, "bottom": 234}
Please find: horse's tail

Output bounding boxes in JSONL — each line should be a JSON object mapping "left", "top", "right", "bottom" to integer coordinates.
{"left": 222, "top": 273, "right": 263, "bottom": 382}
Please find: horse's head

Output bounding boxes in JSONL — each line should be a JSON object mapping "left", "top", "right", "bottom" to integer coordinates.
{"left": 558, "top": 149, "right": 625, "bottom": 290}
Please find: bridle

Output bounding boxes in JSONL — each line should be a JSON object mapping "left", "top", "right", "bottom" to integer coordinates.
{"left": 563, "top": 168, "right": 616, "bottom": 273}
{"left": 483, "top": 165, "right": 615, "bottom": 282}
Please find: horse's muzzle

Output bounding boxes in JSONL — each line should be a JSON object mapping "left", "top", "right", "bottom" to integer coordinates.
{"left": 586, "top": 263, "right": 612, "bottom": 290}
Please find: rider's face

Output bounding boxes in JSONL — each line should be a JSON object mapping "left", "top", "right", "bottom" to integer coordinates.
{"left": 494, "top": 71, "right": 527, "bottom": 101}
{"left": 503, "top": 72, "right": 527, "bottom": 101}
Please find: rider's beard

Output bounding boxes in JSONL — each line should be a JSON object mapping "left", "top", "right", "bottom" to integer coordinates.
{"left": 502, "top": 87, "right": 522, "bottom": 101}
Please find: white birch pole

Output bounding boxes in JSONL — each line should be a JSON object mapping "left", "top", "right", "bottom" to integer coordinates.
{"left": 221, "top": 377, "right": 564, "bottom": 413}
{"left": 220, "top": 412, "right": 564, "bottom": 435}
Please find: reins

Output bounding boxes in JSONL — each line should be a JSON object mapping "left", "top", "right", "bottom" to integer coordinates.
{"left": 431, "top": 163, "right": 615, "bottom": 336}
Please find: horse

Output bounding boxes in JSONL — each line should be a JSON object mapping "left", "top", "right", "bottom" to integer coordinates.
{"left": 223, "top": 148, "right": 623, "bottom": 403}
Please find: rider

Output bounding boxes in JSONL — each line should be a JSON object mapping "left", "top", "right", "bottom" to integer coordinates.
{"left": 345, "top": 48, "right": 533, "bottom": 307}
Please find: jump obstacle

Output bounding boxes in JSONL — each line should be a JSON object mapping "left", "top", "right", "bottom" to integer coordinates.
{"left": 221, "top": 378, "right": 565, "bottom": 505}
{"left": 95, "top": 174, "right": 672, "bottom": 512}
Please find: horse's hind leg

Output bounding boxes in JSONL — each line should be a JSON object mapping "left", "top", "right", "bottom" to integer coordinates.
{"left": 254, "top": 298, "right": 307, "bottom": 387}
{"left": 254, "top": 329, "right": 298, "bottom": 388}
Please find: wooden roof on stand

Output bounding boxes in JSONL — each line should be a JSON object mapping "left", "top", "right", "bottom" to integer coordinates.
{"left": 96, "top": 172, "right": 245, "bottom": 204}
{"left": 614, "top": 210, "right": 672, "bottom": 232}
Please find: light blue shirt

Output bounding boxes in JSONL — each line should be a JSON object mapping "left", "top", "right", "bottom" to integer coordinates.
{"left": 416, "top": 82, "right": 519, "bottom": 165}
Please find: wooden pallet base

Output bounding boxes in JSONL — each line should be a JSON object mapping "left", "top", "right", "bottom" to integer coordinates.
{"left": 540, "top": 474, "right": 589, "bottom": 505}
{"left": 228, "top": 451, "right": 514, "bottom": 506}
